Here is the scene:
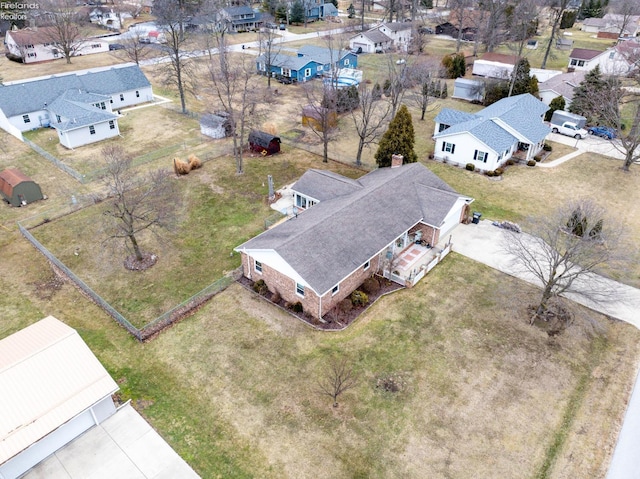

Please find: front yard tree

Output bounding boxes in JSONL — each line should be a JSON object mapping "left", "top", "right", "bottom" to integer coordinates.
{"left": 317, "top": 357, "right": 358, "bottom": 408}
{"left": 509, "top": 58, "right": 539, "bottom": 97}
{"left": 258, "top": 23, "right": 282, "bottom": 89}
{"left": 116, "top": 31, "right": 151, "bottom": 65}
{"left": 290, "top": 0, "right": 305, "bottom": 24}
{"left": 303, "top": 83, "right": 338, "bottom": 163}
{"left": 351, "top": 82, "right": 391, "bottom": 166}
{"left": 442, "top": 52, "right": 466, "bottom": 79}
{"left": 541, "top": 0, "right": 572, "bottom": 69}
{"left": 154, "top": 0, "right": 196, "bottom": 114}
{"left": 375, "top": 104, "right": 417, "bottom": 167}
{"left": 503, "top": 200, "right": 627, "bottom": 323}
{"left": 101, "top": 146, "right": 178, "bottom": 270}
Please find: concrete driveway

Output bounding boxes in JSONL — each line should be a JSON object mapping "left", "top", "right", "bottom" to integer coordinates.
{"left": 23, "top": 403, "right": 200, "bottom": 479}
{"left": 451, "top": 220, "right": 640, "bottom": 327}
{"left": 547, "top": 131, "right": 626, "bottom": 160}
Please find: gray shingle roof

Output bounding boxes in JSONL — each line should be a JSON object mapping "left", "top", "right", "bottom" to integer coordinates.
{"left": 292, "top": 169, "right": 362, "bottom": 201}
{"left": 48, "top": 92, "right": 118, "bottom": 131}
{"left": 434, "top": 108, "right": 477, "bottom": 126}
{"left": 361, "top": 29, "right": 392, "bottom": 43}
{"left": 236, "top": 163, "right": 466, "bottom": 295}
{"left": 0, "top": 64, "right": 150, "bottom": 118}
{"left": 434, "top": 93, "right": 550, "bottom": 149}
{"left": 297, "top": 45, "right": 349, "bottom": 64}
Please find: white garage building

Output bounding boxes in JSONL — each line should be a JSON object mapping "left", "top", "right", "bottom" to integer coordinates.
{"left": 0, "top": 316, "right": 118, "bottom": 479}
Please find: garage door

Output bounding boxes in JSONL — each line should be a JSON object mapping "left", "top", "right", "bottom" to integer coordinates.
{"left": 353, "top": 42, "right": 368, "bottom": 52}
{"left": 0, "top": 410, "right": 95, "bottom": 479}
{"left": 439, "top": 202, "right": 464, "bottom": 240}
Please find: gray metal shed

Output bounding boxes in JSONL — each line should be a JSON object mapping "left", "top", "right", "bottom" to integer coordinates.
{"left": 0, "top": 168, "right": 44, "bottom": 207}
{"left": 452, "top": 78, "right": 484, "bottom": 102}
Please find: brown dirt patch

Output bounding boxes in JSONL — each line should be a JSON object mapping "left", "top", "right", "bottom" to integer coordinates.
{"left": 124, "top": 252, "right": 158, "bottom": 271}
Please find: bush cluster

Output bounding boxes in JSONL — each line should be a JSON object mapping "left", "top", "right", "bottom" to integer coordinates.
{"left": 543, "top": 143, "right": 552, "bottom": 152}
{"left": 494, "top": 167, "right": 504, "bottom": 176}
{"left": 252, "top": 279, "right": 269, "bottom": 295}
{"left": 465, "top": 163, "right": 475, "bottom": 171}
{"left": 506, "top": 159, "right": 515, "bottom": 166}
{"left": 527, "top": 159, "right": 536, "bottom": 167}
{"left": 361, "top": 277, "right": 381, "bottom": 296}
{"left": 350, "top": 290, "right": 369, "bottom": 307}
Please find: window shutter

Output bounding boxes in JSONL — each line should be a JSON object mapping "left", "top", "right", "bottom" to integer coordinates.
{"left": 441, "top": 142, "right": 445, "bottom": 152}
{"left": 473, "top": 150, "right": 478, "bottom": 160}
{"left": 451, "top": 144, "right": 455, "bottom": 154}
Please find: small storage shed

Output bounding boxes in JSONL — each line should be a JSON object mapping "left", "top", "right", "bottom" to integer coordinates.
{"left": 200, "top": 113, "right": 231, "bottom": 139}
{"left": 452, "top": 78, "right": 484, "bottom": 102}
{"left": 248, "top": 130, "right": 281, "bottom": 155}
{"left": 0, "top": 316, "right": 119, "bottom": 479}
{"left": 0, "top": 168, "right": 44, "bottom": 207}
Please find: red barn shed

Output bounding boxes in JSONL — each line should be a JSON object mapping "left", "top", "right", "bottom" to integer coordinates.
{"left": 248, "top": 130, "right": 281, "bottom": 156}
{"left": 0, "top": 168, "right": 44, "bottom": 207}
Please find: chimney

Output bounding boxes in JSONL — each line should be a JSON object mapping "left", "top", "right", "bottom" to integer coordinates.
{"left": 391, "top": 154, "right": 403, "bottom": 168}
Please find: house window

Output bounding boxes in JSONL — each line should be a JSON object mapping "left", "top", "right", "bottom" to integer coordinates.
{"left": 22, "top": 114, "right": 31, "bottom": 124}
{"left": 304, "top": 68, "right": 311, "bottom": 77}
{"left": 332, "top": 284, "right": 339, "bottom": 296}
{"left": 27, "top": 52, "right": 37, "bottom": 58}
{"left": 570, "top": 59, "right": 585, "bottom": 67}
{"left": 344, "top": 58, "right": 350, "bottom": 66}
{"left": 26, "top": 44, "right": 34, "bottom": 49}
{"left": 136, "top": 90, "right": 140, "bottom": 98}
{"left": 120, "top": 94, "right": 124, "bottom": 101}
{"left": 100, "top": 102, "right": 106, "bottom": 109}
{"left": 110, "top": 99, "right": 113, "bottom": 103}
{"left": 442, "top": 142, "right": 456, "bottom": 154}
{"left": 609, "top": 51, "right": 615, "bottom": 59}
{"left": 92, "top": 43, "right": 101, "bottom": 48}
{"left": 295, "top": 195, "right": 308, "bottom": 208}
{"left": 56, "top": 115, "right": 61, "bottom": 123}
{"left": 474, "top": 150, "right": 488, "bottom": 163}
{"left": 109, "top": 120, "right": 115, "bottom": 130}
{"left": 363, "top": 260, "right": 370, "bottom": 271}
{"left": 296, "top": 282, "right": 305, "bottom": 297}
{"left": 438, "top": 123, "right": 450, "bottom": 132}
{"left": 89, "top": 125, "right": 96, "bottom": 135}
{"left": 254, "top": 260, "right": 262, "bottom": 273}
{"left": 282, "top": 68, "right": 291, "bottom": 77}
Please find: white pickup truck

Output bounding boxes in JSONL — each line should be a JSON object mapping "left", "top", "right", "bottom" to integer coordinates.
{"left": 550, "top": 121, "right": 588, "bottom": 139}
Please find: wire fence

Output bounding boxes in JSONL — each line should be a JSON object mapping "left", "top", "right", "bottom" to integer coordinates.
{"left": 23, "top": 135, "right": 231, "bottom": 184}
{"left": 18, "top": 202, "right": 242, "bottom": 341}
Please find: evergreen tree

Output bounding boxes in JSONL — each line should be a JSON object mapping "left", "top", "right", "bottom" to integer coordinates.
{"left": 275, "top": 3, "right": 288, "bottom": 20}
{"left": 441, "top": 82, "right": 448, "bottom": 99}
{"left": 511, "top": 58, "right": 534, "bottom": 96}
{"left": 545, "top": 95, "right": 566, "bottom": 122}
{"left": 569, "top": 66, "right": 615, "bottom": 124}
{"left": 441, "top": 53, "right": 466, "bottom": 79}
{"left": 375, "top": 105, "right": 417, "bottom": 167}
{"left": 560, "top": 10, "right": 577, "bottom": 29}
{"left": 290, "top": 0, "right": 305, "bottom": 24}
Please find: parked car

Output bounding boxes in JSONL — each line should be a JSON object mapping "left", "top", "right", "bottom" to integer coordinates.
{"left": 350, "top": 46, "right": 363, "bottom": 54}
{"left": 109, "top": 43, "right": 125, "bottom": 50}
{"left": 139, "top": 37, "right": 151, "bottom": 44}
{"left": 418, "top": 26, "right": 434, "bottom": 34}
{"left": 279, "top": 23, "right": 286, "bottom": 30}
{"left": 551, "top": 121, "right": 589, "bottom": 139}
{"left": 265, "top": 22, "right": 278, "bottom": 29}
{"left": 587, "top": 125, "right": 616, "bottom": 140}
{"left": 275, "top": 74, "right": 295, "bottom": 84}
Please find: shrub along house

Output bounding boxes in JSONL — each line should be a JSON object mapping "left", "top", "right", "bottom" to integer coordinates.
{"left": 433, "top": 93, "right": 549, "bottom": 170}
{"left": 235, "top": 161, "right": 473, "bottom": 320}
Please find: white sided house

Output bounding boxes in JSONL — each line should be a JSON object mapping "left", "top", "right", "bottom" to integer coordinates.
{"left": 0, "top": 63, "right": 153, "bottom": 148}
{"left": 538, "top": 70, "right": 586, "bottom": 109}
{"left": 433, "top": 93, "right": 550, "bottom": 170}
{"left": 5, "top": 27, "right": 109, "bottom": 64}
{"left": 568, "top": 43, "right": 640, "bottom": 75}
{"left": 235, "top": 162, "right": 473, "bottom": 320}
{"left": 348, "top": 22, "right": 411, "bottom": 53}
{"left": 0, "top": 316, "right": 119, "bottom": 479}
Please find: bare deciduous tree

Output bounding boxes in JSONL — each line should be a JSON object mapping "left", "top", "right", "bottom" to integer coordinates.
{"left": 154, "top": 0, "right": 196, "bottom": 114}
{"left": 607, "top": 0, "right": 640, "bottom": 39}
{"left": 384, "top": 56, "right": 414, "bottom": 118}
{"left": 541, "top": 0, "right": 571, "bottom": 69}
{"left": 351, "top": 82, "right": 391, "bottom": 166}
{"left": 257, "top": 24, "right": 283, "bottom": 89}
{"left": 503, "top": 200, "right": 627, "bottom": 323}
{"left": 101, "top": 146, "right": 178, "bottom": 269}
{"left": 408, "top": 60, "right": 441, "bottom": 120}
{"left": 302, "top": 83, "right": 338, "bottom": 163}
{"left": 115, "top": 30, "right": 151, "bottom": 65}
{"left": 39, "top": 0, "right": 88, "bottom": 64}
{"left": 317, "top": 357, "right": 358, "bottom": 407}
{"left": 208, "top": 31, "right": 260, "bottom": 174}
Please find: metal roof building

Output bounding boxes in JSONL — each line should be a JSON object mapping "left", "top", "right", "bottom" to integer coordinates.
{"left": 0, "top": 316, "right": 118, "bottom": 479}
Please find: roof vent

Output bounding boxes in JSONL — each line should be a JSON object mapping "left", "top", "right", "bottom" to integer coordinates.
{"left": 391, "top": 154, "right": 403, "bottom": 168}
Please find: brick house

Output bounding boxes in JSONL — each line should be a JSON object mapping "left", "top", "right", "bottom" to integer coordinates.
{"left": 235, "top": 162, "right": 473, "bottom": 320}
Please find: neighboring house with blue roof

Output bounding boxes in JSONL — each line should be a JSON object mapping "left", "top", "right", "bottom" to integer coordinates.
{"left": 433, "top": 93, "right": 550, "bottom": 170}
{"left": 217, "top": 6, "right": 263, "bottom": 32}
{"left": 0, "top": 63, "right": 152, "bottom": 148}
{"left": 257, "top": 46, "right": 357, "bottom": 82}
